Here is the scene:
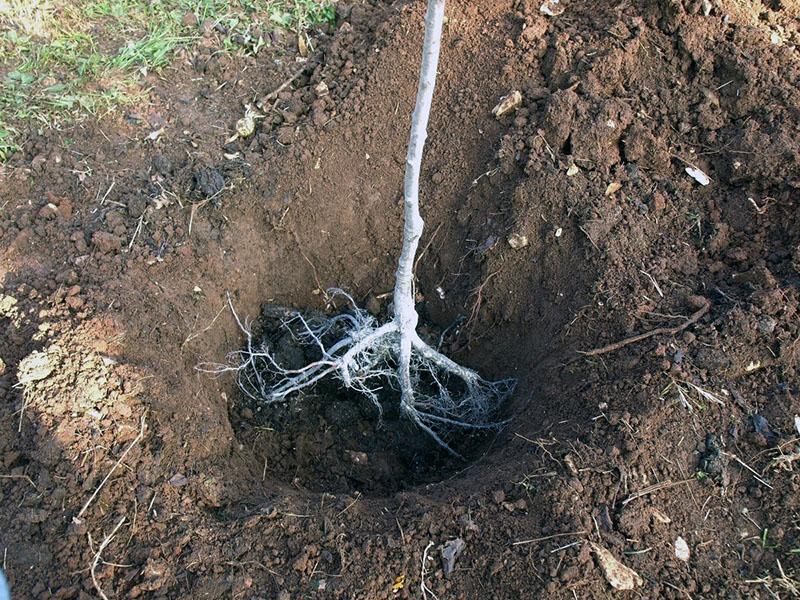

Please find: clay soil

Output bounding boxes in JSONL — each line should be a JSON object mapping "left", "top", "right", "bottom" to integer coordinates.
{"left": 2, "top": 0, "right": 800, "bottom": 598}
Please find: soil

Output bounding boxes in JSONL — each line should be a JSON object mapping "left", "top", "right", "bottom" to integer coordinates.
{"left": 1, "top": 0, "right": 799, "bottom": 598}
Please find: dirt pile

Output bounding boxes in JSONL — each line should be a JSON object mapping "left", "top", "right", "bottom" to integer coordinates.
{"left": 1, "top": 0, "right": 799, "bottom": 597}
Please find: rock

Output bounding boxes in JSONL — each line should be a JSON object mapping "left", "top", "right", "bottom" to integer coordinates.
{"left": 0, "top": 358, "right": 5, "bottom": 376}
{"left": 92, "top": 231, "right": 122, "bottom": 253}
{"left": 590, "top": 543, "right": 643, "bottom": 590}
{"left": 675, "top": 536, "right": 690, "bottom": 561}
{"left": 314, "top": 81, "right": 329, "bottom": 97}
{"left": 507, "top": 233, "right": 529, "bottom": 249}
{"left": 440, "top": 538, "right": 466, "bottom": 577}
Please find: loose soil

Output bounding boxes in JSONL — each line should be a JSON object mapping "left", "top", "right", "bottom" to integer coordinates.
{"left": 1, "top": 0, "right": 799, "bottom": 598}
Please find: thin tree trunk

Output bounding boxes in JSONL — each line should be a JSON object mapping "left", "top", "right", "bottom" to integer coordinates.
{"left": 393, "top": 0, "right": 446, "bottom": 412}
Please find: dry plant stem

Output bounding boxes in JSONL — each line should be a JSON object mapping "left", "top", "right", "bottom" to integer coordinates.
{"left": 579, "top": 299, "right": 709, "bottom": 357}
{"left": 90, "top": 516, "right": 126, "bottom": 600}
{"left": 78, "top": 414, "right": 146, "bottom": 519}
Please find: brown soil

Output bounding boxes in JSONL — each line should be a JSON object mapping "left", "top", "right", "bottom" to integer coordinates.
{"left": 1, "top": 0, "right": 799, "bottom": 598}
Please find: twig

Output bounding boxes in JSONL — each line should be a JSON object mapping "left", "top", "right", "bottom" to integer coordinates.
{"left": 579, "top": 299, "right": 709, "bottom": 357}
{"left": 78, "top": 414, "right": 147, "bottom": 519}
{"left": 512, "top": 531, "right": 587, "bottom": 546}
{"left": 0, "top": 473, "right": 38, "bottom": 490}
{"left": 621, "top": 478, "right": 694, "bottom": 506}
{"left": 99, "top": 179, "right": 116, "bottom": 205}
{"left": 257, "top": 65, "right": 309, "bottom": 106}
{"left": 724, "top": 452, "right": 773, "bottom": 489}
{"left": 90, "top": 516, "right": 127, "bottom": 600}
{"left": 127, "top": 212, "right": 145, "bottom": 251}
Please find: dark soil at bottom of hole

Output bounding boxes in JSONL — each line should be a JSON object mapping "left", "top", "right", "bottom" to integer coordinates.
{"left": 230, "top": 303, "right": 496, "bottom": 495}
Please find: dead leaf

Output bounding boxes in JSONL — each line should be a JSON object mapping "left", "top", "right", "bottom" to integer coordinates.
{"left": 605, "top": 182, "right": 622, "bottom": 196}
{"left": 391, "top": 574, "right": 405, "bottom": 592}
{"left": 492, "top": 91, "right": 522, "bottom": 118}
{"left": 651, "top": 508, "right": 671, "bottom": 524}
{"left": 685, "top": 166, "right": 711, "bottom": 186}
{"left": 540, "top": 0, "right": 565, "bottom": 16}
{"left": 591, "top": 542, "right": 643, "bottom": 590}
{"left": 17, "top": 351, "right": 55, "bottom": 385}
{"left": 145, "top": 128, "right": 164, "bottom": 142}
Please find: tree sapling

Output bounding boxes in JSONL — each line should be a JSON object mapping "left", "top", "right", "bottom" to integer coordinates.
{"left": 204, "top": 0, "right": 515, "bottom": 453}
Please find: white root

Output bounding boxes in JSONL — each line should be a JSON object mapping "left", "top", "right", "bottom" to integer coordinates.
{"left": 199, "top": 0, "right": 515, "bottom": 454}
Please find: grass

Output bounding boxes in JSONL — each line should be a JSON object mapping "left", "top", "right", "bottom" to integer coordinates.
{"left": 0, "top": 0, "right": 337, "bottom": 160}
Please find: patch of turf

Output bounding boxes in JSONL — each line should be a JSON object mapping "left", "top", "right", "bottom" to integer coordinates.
{"left": 0, "top": 0, "right": 337, "bottom": 160}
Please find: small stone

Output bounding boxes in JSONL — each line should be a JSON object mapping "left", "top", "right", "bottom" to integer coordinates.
{"left": 507, "top": 233, "right": 529, "bottom": 249}
{"left": 314, "top": 81, "right": 329, "bottom": 97}
{"left": 169, "top": 473, "right": 188, "bottom": 487}
{"left": 566, "top": 164, "right": 579, "bottom": 176}
{"left": 0, "top": 357, "right": 6, "bottom": 376}
{"left": 757, "top": 316, "right": 776, "bottom": 334}
{"left": 675, "top": 537, "right": 690, "bottom": 561}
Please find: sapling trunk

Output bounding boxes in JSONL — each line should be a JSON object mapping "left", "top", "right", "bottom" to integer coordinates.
{"left": 393, "top": 0, "right": 445, "bottom": 417}
{"left": 204, "top": 0, "right": 515, "bottom": 455}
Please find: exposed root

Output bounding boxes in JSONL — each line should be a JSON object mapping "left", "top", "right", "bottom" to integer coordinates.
{"left": 198, "top": 291, "right": 514, "bottom": 455}
{"left": 579, "top": 298, "right": 710, "bottom": 357}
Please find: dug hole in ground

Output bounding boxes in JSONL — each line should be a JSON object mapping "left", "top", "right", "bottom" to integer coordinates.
{"left": 0, "top": 0, "right": 799, "bottom": 598}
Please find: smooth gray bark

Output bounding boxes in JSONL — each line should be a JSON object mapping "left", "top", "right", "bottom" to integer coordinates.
{"left": 393, "top": 0, "right": 446, "bottom": 414}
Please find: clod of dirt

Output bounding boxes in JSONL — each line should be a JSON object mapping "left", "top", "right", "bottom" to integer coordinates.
{"left": 193, "top": 166, "right": 225, "bottom": 198}
{"left": 590, "top": 542, "right": 643, "bottom": 590}
{"left": 152, "top": 154, "right": 172, "bottom": 176}
{"left": 699, "top": 433, "right": 729, "bottom": 485}
{"left": 492, "top": 91, "right": 522, "bottom": 118}
{"left": 751, "top": 414, "right": 776, "bottom": 446}
{"left": 17, "top": 350, "right": 55, "bottom": 384}
{"left": 441, "top": 538, "right": 466, "bottom": 577}
{"left": 92, "top": 231, "right": 122, "bottom": 253}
